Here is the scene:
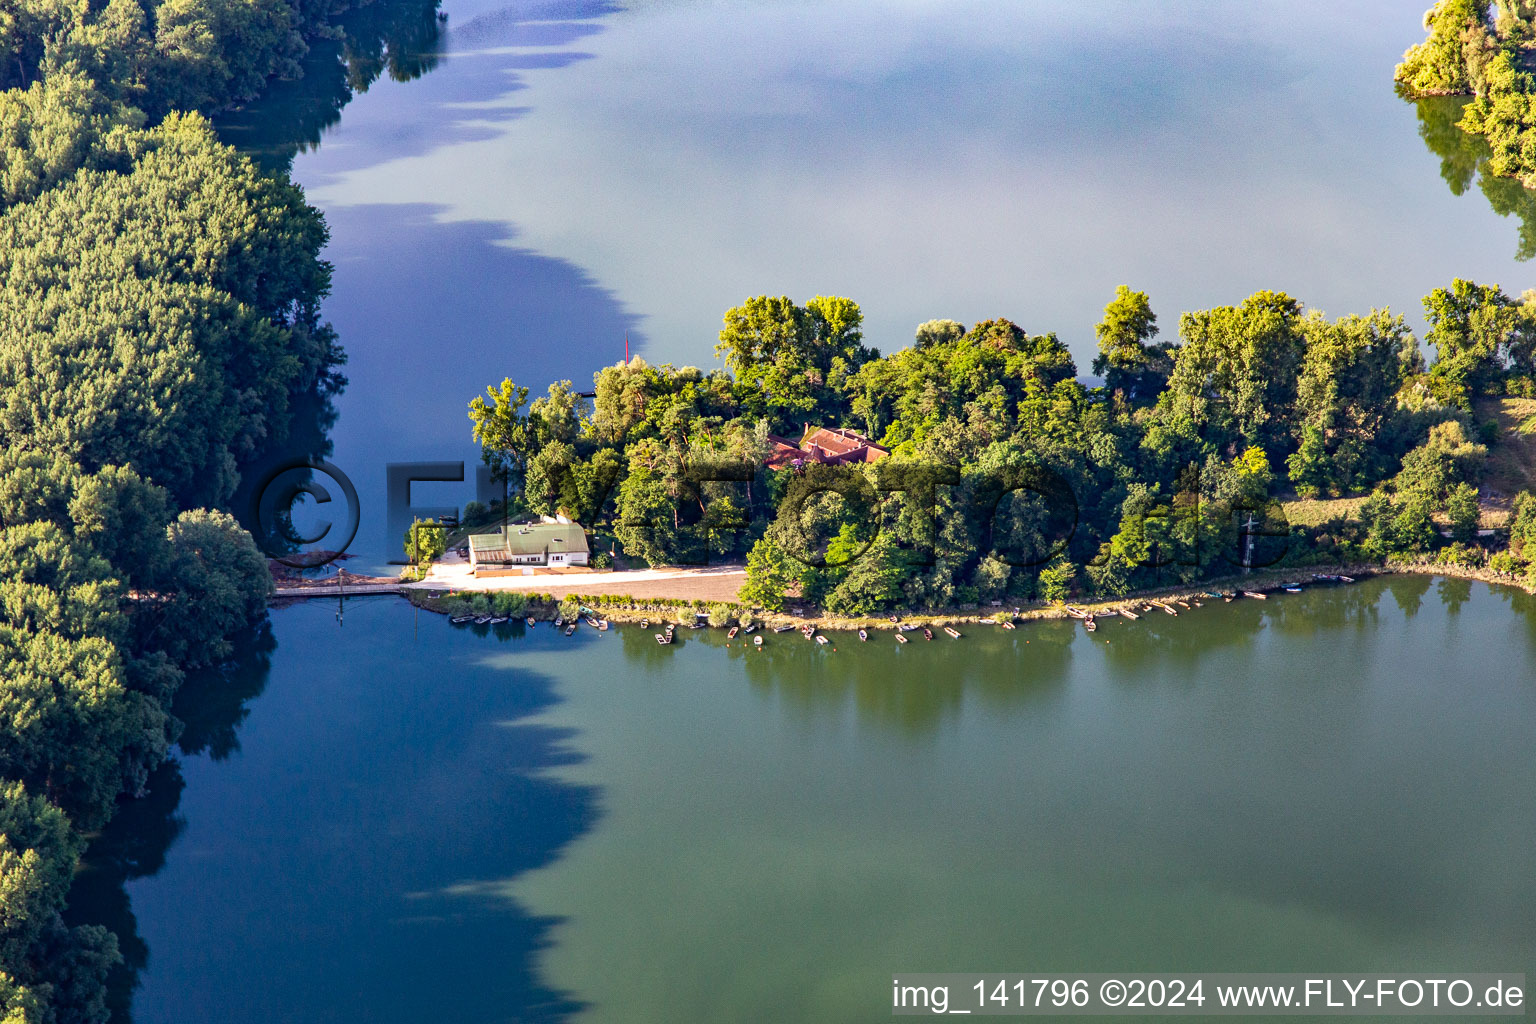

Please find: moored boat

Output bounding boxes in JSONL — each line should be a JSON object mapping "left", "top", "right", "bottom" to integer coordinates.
{"left": 727, "top": 626, "right": 739, "bottom": 639}
{"left": 923, "top": 628, "right": 933, "bottom": 640}
{"left": 943, "top": 626, "right": 961, "bottom": 638}
{"left": 1084, "top": 617, "right": 1096, "bottom": 632}
{"left": 564, "top": 625, "right": 575, "bottom": 636}
{"left": 1001, "top": 619, "right": 1016, "bottom": 629}
{"left": 895, "top": 632, "right": 908, "bottom": 643}
{"left": 858, "top": 629, "right": 868, "bottom": 641}
{"left": 774, "top": 624, "right": 795, "bottom": 633}
{"left": 753, "top": 635, "right": 763, "bottom": 647}
{"left": 1120, "top": 608, "right": 1139, "bottom": 620}
{"left": 815, "top": 634, "right": 829, "bottom": 646}
{"left": 1243, "top": 590, "right": 1267, "bottom": 599}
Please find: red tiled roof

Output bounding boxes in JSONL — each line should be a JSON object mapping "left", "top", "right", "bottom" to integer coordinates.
{"left": 763, "top": 425, "right": 888, "bottom": 469}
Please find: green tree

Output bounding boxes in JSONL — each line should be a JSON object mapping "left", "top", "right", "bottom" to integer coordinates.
{"left": 1291, "top": 309, "right": 1422, "bottom": 493}
{"left": 1446, "top": 481, "right": 1481, "bottom": 542}
{"left": 469, "top": 378, "right": 534, "bottom": 484}
{"left": 0, "top": 781, "right": 82, "bottom": 969}
{"left": 149, "top": 509, "right": 271, "bottom": 668}
{"left": 739, "top": 537, "right": 798, "bottom": 612}
{"left": 1395, "top": 0, "right": 1496, "bottom": 96}
{"left": 824, "top": 534, "right": 905, "bottom": 616}
{"left": 1092, "top": 286, "right": 1171, "bottom": 401}
{"left": 0, "top": 625, "right": 164, "bottom": 828}
{"left": 1037, "top": 556, "right": 1076, "bottom": 604}
{"left": 404, "top": 518, "right": 445, "bottom": 567}
{"left": 1510, "top": 490, "right": 1536, "bottom": 558}
{"left": 1161, "top": 291, "right": 1306, "bottom": 457}
{"left": 1422, "top": 279, "right": 1521, "bottom": 400}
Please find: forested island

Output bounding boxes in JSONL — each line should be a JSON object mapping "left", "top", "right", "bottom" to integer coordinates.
{"left": 0, "top": 0, "right": 440, "bottom": 1018}
{"left": 468, "top": 286, "right": 1536, "bottom": 618}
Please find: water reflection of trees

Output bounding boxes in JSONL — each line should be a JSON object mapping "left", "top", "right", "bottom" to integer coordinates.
{"left": 214, "top": 0, "right": 445, "bottom": 171}
{"left": 699, "top": 576, "right": 1536, "bottom": 733}
{"left": 1411, "top": 93, "right": 1536, "bottom": 261}
{"left": 62, "top": 625, "right": 275, "bottom": 1023}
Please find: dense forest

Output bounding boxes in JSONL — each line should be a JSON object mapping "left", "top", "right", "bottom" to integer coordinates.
{"left": 0, "top": 0, "right": 439, "bottom": 1017}
{"left": 1397, "top": 0, "right": 1536, "bottom": 187}
{"left": 469, "top": 286, "right": 1536, "bottom": 617}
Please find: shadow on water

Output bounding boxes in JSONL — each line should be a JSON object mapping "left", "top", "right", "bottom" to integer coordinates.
{"left": 65, "top": 604, "right": 598, "bottom": 1024}
{"left": 1410, "top": 92, "right": 1536, "bottom": 261}
{"left": 60, "top": 622, "right": 278, "bottom": 1023}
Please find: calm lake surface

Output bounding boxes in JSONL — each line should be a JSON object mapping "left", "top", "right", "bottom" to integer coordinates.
{"left": 81, "top": 578, "right": 1536, "bottom": 1022}
{"left": 65, "top": 2, "right": 1536, "bottom": 1021}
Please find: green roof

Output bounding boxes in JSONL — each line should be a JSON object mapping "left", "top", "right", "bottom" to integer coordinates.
{"left": 469, "top": 522, "right": 589, "bottom": 557}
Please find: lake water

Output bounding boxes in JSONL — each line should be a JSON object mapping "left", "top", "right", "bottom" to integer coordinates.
{"left": 64, "top": 2, "right": 1536, "bottom": 1020}
{"left": 71, "top": 577, "right": 1536, "bottom": 1022}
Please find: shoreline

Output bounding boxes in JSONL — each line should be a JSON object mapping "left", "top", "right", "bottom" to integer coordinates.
{"left": 372, "top": 559, "right": 1535, "bottom": 633}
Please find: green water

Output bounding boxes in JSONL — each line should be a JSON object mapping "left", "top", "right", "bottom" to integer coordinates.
{"left": 91, "top": 576, "right": 1536, "bottom": 1022}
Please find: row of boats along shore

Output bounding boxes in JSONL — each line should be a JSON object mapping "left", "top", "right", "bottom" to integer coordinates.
{"left": 445, "top": 574, "right": 1355, "bottom": 648}
{"left": 1059, "top": 573, "right": 1355, "bottom": 634}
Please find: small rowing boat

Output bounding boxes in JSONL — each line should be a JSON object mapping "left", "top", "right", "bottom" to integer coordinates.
{"left": 1243, "top": 590, "right": 1267, "bottom": 599}
{"left": 655, "top": 633, "right": 670, "bottom": 645}
{"left": 943, "top": 626, "right": 961, "bottom": 639}
{"left": 815, "top": 634, "right": 829, "bottom": 646}
{"left": 564, "top": 625, "right": 575, "bottom": 637}
{"left": 1001, "top": 620, "right": 1016, "bottom": 629}
{"left": 923, "top": 628, "right": 933, "bottom": 641}
{"left": 1084, "top": 617, "right": 1096, "bottom": 632}
{"left": 895, "top": 632, "right": 908, "bottom": 643}
{"left": 525, "top": 617, "right": 535, "bottom": 627}
{"left": 753, "top": 635, "right": 763, "bottom": 647}
{"left": 858, "top": 629, "right": 868, "bottom": 641}
{"left": 774, "top": 624, "right": 795, "bottom": 633}
{"left": 450, "top": 615, "right": 472, "bottom": 624}
{"left": 639, "top": 618, "right": 650, "bottom": 628}
{"left": 727, "top": 626, "right": 739, "bottom": 639}
{"left": 475, "top": 616, "right": 492, "bottom": 624}
{"left": 1120, "top": 608, "right": 1139, "bottom": 620}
